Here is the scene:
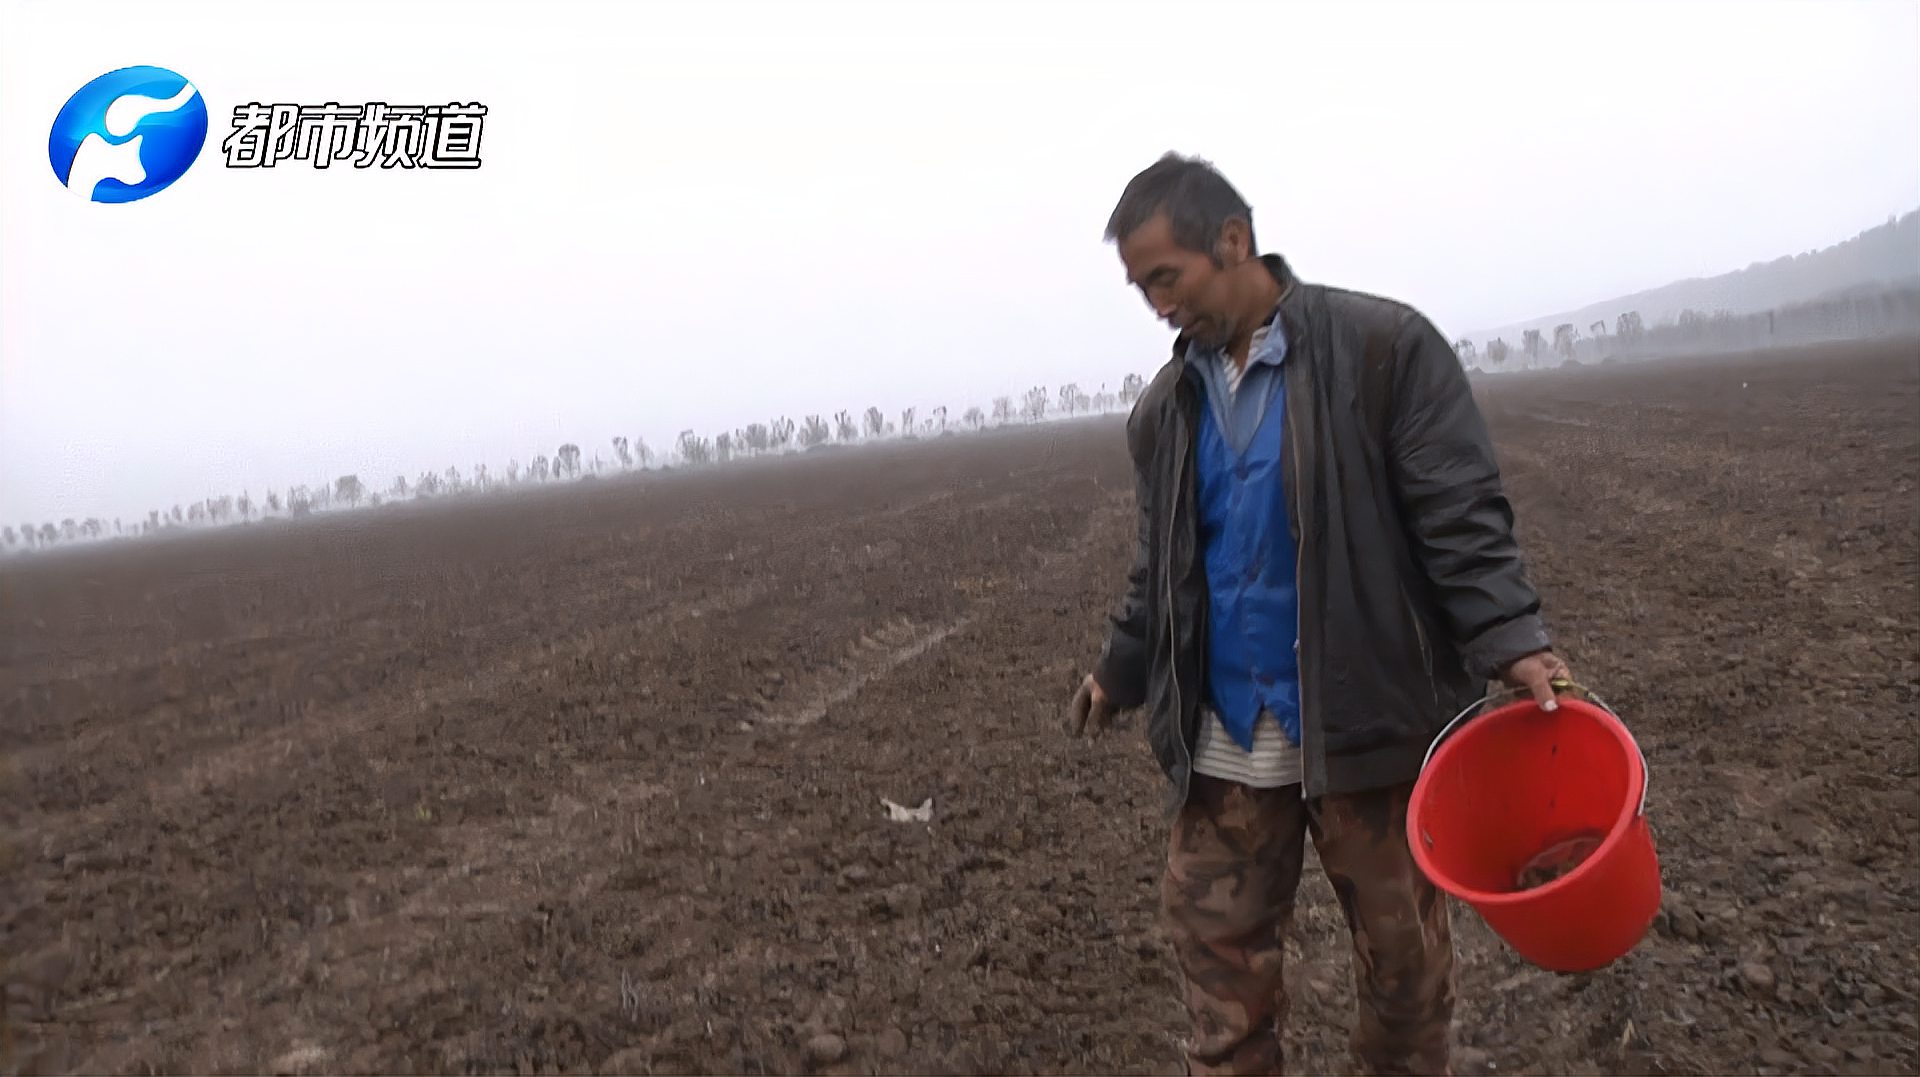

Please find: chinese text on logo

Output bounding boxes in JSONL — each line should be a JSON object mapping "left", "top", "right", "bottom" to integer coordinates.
{"left": 222, "top": 103, "right": 487, "bottom": 169}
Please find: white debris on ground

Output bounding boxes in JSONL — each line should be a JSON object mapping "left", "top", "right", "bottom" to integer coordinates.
{"left": 880, "top": 796, "right": 933, "bottom": 823}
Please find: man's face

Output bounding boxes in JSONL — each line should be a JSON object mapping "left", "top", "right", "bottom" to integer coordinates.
{"left": 1117, "top": 211, "right": 1248, "bottom": 350}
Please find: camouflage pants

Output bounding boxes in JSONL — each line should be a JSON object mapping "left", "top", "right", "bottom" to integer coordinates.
{"left": 1161, "top": 775, "right": 1456, "bottom": 1076}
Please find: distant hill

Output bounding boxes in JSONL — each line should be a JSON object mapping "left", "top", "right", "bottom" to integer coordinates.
{"left": 1463, "top": 210, "right": 1920, "bottom": 348}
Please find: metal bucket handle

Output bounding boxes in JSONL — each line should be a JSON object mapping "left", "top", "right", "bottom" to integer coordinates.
{"left": 1419, "top": 678, "right": 1648, "bottom": 817}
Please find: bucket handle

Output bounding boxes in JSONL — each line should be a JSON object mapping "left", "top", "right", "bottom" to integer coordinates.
{"left": 1419, "top": 678, "right": 1649, "bottom": 817}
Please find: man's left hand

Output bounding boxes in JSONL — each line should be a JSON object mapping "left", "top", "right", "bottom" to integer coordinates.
{"left": 1501, "top": 650, "right": 1573, "bottom": 711}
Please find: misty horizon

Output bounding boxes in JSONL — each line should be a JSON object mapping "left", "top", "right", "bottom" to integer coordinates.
{"left": 5, "top": 0, "right": 1917, "bottom": 527}
{"left": 1465, "top": 208, "right": 1920, "bottom": 346}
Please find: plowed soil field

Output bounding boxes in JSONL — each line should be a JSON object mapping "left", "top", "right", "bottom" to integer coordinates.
{"left": 4, "top": 338, "right": 1916, "bottom": 1076}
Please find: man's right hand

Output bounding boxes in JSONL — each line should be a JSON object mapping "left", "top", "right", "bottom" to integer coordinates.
{"left": 1066, "top": 673, "right": 1122, "bottom": 738}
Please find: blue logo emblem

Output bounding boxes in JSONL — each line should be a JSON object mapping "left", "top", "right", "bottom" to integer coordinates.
{"left": 48, "top": 65, "right": 209, "bottom": 203}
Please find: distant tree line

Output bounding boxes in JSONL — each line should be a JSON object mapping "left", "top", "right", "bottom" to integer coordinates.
{"left": 1452, "top": 285, "right": 1920, "bottom": 373}
{"left": 5, "top": 374, "right": 1151, "bottom": 554}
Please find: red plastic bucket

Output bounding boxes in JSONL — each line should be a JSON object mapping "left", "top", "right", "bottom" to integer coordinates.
{"left": 1406, "top": 685, "right": 1661, "bottom": 972}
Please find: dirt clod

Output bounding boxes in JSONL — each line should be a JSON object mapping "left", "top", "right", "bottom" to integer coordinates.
{"left": 1739, "top": 962, "right": 1778, "bottom": 996}
{"left": 805, "top": 1033, "right": 849, "bottom": 1068}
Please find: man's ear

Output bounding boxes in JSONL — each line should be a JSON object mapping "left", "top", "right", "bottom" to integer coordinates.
{"left": 1214, "top": 217, "right": 1252, "bottom": 266}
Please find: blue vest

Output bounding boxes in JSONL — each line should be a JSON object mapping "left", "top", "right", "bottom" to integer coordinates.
{"left": 1194, "top": 371, "right": 1303, "bottom": 750}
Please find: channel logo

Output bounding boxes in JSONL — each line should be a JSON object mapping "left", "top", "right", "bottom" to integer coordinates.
{"left": 48, "top": 65, "right": 209, "bottom": 203}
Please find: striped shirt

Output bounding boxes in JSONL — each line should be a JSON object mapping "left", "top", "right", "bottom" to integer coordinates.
{"left": 1190, "top": 325, "right": 1304, "bottom": 790}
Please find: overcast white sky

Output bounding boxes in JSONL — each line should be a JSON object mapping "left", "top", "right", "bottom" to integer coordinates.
{"left": 3, "top": 0, "right": 1916, "bottom": 526}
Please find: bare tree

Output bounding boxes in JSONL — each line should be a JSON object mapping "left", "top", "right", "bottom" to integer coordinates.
{"left": 1589, "top": 320, "right": 1607, "bottom": 337}
{"left": 532, "top": 455, "right": 551, "bottom": 483}
{"left": 800, "top": 414, "right": 831, "bottom": 448}
{"left": 40, "top": 523, "right": 56, "bottom": 546}
{"left": 237, "top": 492, "right": 254, "bottom": 521}
{"left": 770, "top": 417, "right": 795, "bottom": 451}
{"left": 1553, "top": 324, "right": 1580, "bottom": 360}
{"left": 931, "top": 406, "right": 948, "bottom": 434}
{"left": 714, "top": 431, "right": 734, "bottom": 464}
{"left": 992, "top": 396, "right": 1014, "bottom": 425}
{"left": 900, "top": 407, "right": 917, "bottom": 438}
{"left": 864, "top": 407, "right": 885, "bottom": 439}
{"left": 634, "top": 438, "right": 656, "bottom": 470}
{"left": 1454, "top": 338, "right": 1478, "bottom": 364}
{"left": 335, "top": 474, "right": 365, "bottom": 507}
{"left": 2, "top": 526, "right": 15, "bottom": 550}
{"left": 835, "top": 410, "right": 859, "bottom": 443}
{"left": 1486, "top": 338, "right": 1510, "bottom": 367}
{"left": 743, "top": 423, "right": 771, "bottom": 455}
{"left": 678, "top": 429, "right": 713, "bottom": 466}
{"left": 1615, "top": 310, "right": 1644, "bottom": 341}
{"left": 557, "top": 443, "right": 582, "bottom": 479}
{"left": 507, "top": 459, "right": 521, "bottom": 485}
{"left": 1120, "top": 373, "right": 1147, "bottom": 404}
{"left": 963, "top": 405, "right": 985, "bottom": 430}
{"left": 1058, "top": 384, "right": 1081, "bottom": 415}
{"left": 1023, "top": 386, "right": 1049, "bottom": 422}
{"left": 613, "top": 436, "right": 632, "bottom": 469}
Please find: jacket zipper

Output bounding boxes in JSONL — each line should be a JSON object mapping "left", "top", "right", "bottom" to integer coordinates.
{"left": 1168, "top": 401, "right": 1194, "bottom": 807}
{"left": 1285, "top": 359, "right": 1313, "bottom": 801}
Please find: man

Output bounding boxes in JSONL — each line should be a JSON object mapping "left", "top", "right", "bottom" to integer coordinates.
{"left": 1066, "top": 152, "right": 1571, "bottom": 1076}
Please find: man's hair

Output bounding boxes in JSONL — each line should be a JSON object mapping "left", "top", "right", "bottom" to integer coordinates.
{"left": 1103, "top": 151, "right": 1257, "bottom": 264}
